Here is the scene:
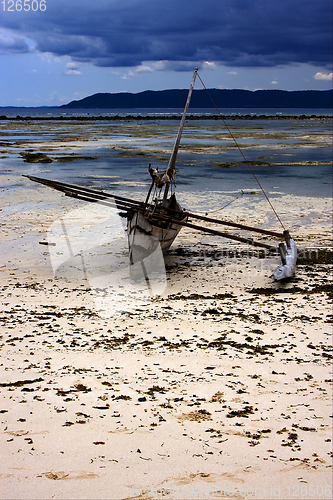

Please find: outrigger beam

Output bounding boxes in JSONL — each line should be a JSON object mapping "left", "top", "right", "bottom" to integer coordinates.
{"left": 186, "top": 211, "right": 284, "bottom": 238}
{"left": 23, "top": 175, "right": 144, "bottom": 211}
{"left": 23, "top": 174, "right": 284, "bottom": 251}
{"left": 149, "top": 213, "right": 277, "bottom": 250}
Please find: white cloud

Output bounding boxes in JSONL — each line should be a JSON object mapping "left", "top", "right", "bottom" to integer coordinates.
{"left": 314, "top": 72, "right": 333, "bottom": 81}
{"left": 152, "top": 60, "right": 217, "bottom": 72}
{"left": 227, "top": 71, "right": 237, "bottom": 75}
{"left": 153, "top": 60, "right": 195, "bottom": 72}
{"left": 202, "top": 61, "right": 216, "bottom": 70}
{"left": 121, "top": 65, "right": 153, "bottom": 79}
{"left": 136, "top": 64, "right": 153, "bottom": 73}
{"left": 38, "top": 52, "right": 60, "bottom": 64}
{"left": 271, "top": 80, "right": 278, "bottom": 85}
{"left": 64, "top": 62, "right": 81, "bottom": 76}
{"left": 121, "top": 70, "right": 134, "bottom": 79}
{"left": 65, "top": 69, "right": 81, "bottom": 75}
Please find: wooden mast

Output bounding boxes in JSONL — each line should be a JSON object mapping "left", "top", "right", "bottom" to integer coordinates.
{"left": 162, "top": 67, "right": 198, "bottom": 203}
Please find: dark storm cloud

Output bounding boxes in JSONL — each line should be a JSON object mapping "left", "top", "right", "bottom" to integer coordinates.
{"left": 1, "top": 0, "right": 332, "bottom": 68}
{"left": 0, "top": 31, "right": 31, "bottom": 54}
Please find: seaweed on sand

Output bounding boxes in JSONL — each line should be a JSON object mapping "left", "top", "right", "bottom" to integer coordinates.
{"left": 20, "top": 152, "right": 53, "bottom": 163}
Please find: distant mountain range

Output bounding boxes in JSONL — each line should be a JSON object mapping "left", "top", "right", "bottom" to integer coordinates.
{"left": 61, "top": 89, "right": 333, "bottom": 109}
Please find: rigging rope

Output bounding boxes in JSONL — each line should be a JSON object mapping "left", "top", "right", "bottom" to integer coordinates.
{"left": 196, "top": 72, "right": 286, "bottom": 231}
{"left": 189, "top": 191, "right": 244, "bottom": 215}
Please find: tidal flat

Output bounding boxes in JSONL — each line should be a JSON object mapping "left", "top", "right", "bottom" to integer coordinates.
{"left": 0, "top": 116, "right": 332, "bottom": 499}
{"left": 1, "top": 115, "right": 332, "bottom": 165}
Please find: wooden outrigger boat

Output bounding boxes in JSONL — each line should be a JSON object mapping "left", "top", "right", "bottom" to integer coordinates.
{"left": 24, "top": 69, "right": 297, "bottom": 281}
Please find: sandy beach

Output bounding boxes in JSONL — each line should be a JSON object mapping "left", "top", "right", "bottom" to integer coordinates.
{"left": 0, "top": 116, "right": 332, "bottom": 499}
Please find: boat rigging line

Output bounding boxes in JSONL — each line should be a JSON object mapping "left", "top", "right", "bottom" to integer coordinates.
{"left": 196, "top": 71, "right": 286, "bottom": 231}
{"left": 189, "top": 191, "right": 244, "bottom": 216}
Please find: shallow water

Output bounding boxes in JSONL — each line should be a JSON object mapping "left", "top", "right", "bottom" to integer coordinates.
{"left": 1, "top": 107, "right": 332, "bottom": 117}
{"left": 1, "top": 116, "right": 332, "bottom": 213}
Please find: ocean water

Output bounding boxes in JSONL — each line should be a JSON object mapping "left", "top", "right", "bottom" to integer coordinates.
{"left": 0, "top": 107, "right": 332, "bottom": 117}
{"left": 1, "top": 113, "right": 332, "bottom": 215}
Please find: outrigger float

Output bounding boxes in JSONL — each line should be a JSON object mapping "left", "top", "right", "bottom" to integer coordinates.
{"left": 24, "top": 69, "right": 297, "bottom": 281}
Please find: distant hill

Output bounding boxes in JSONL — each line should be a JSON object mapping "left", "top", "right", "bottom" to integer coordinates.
{"left": 61, "top": 89, "right": 333, "bottom": 109}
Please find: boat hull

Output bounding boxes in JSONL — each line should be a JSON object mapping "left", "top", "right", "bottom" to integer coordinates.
{"left": 127, "top": 210, "right": 184, "bottom": 264}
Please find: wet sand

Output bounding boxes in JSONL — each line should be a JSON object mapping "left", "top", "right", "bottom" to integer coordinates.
{"left": 0, "top": 117, "right": 332, "bottom": 499}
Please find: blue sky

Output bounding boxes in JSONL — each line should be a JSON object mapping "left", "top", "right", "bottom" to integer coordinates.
{"left": 0, "top": 0, "right": 332, "bottom": 107}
